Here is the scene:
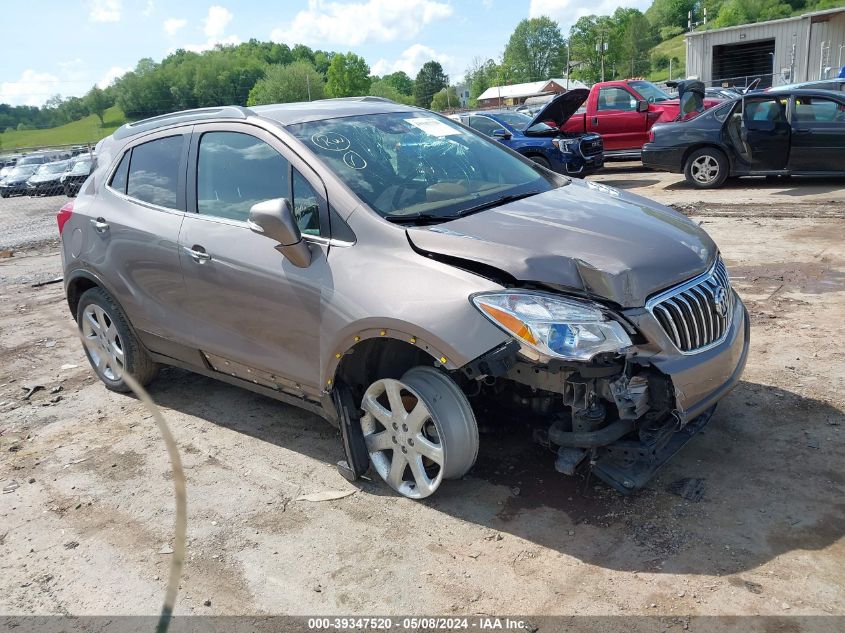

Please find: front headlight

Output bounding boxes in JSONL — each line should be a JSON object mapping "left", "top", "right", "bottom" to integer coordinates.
{"left": 471, "top": 291, "right": 632, "bottom": 361}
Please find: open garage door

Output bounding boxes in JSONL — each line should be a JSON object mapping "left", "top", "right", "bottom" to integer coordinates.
{"left": 712, "top": 39, "right": 776, "bottom": 89}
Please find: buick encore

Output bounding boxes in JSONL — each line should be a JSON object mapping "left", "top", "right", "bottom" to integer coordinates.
{"left": 60, "top": 98, "right": 749, "bottom": 498}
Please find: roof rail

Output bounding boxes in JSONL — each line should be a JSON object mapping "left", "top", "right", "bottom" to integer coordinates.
{"left": 113, "top": 105, "right": 253, "bottom": 140}
{"left": 320, "top": 96, "right": 396, "bottom": 103}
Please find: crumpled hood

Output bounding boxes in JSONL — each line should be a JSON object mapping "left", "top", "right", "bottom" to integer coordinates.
{"left": 406, "top": 180, "right": 717, "bottom": 307}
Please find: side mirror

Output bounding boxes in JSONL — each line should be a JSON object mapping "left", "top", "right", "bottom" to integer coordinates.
{"left": 636, "top": 99, "right": 649, "bottom": 113}
{"left": 492, "top": 128, "right": 512, "bottom": 140}
{"left": 248, "top": 198, "right": 311, "bottom": 268}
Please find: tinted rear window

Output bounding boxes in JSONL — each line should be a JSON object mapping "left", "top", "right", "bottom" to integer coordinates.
{"left": 109, "top": 151, "right": 130, "bottom": 194}
{"left": 126, "top": 135, "right": 184, "bottom": 209}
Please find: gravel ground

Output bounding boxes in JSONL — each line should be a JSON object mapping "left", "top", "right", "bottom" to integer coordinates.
{"left": 0, "top": 166, "right": 843, "bottom": 626}
{"left": 0, "top": 193, "right": 65, "bottom": 252}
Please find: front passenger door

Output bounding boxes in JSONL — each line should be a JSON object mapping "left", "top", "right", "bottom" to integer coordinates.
{"left": 177, "top": 125, "right": 331, "bottom": 396}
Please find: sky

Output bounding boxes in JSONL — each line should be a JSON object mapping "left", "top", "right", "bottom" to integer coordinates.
{"left": 0, "top": 0, "right": 651, "bottom": 107}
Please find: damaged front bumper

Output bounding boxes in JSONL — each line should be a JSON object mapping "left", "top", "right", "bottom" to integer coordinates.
{"left": 464, "top": 291, "right": 750, "bottom": 494}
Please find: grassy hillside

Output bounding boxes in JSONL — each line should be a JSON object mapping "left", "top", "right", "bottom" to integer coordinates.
{"left": 0, "top": 106, "right": 126, "bottom": 151}
{"left": 648, "top": 33, "right": 687, "bottom": 82}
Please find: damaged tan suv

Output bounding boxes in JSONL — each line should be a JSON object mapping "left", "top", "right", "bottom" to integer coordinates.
{"left": 59, "top": 98, "right": 749, "bottom": 498}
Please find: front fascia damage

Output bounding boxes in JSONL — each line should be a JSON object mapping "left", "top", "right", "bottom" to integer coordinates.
{"left": 458, "top": 332, "right": 714, "bottom": 494}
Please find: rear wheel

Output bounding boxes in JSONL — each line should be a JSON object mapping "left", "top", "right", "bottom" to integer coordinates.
{"left": 359, "top": 366, "right": 478, "bottom": 499}
{"left": 76, "top": 287, "right": 159, "bottom": 393}
{"left": 684, "top": 148, "right": 728, "bottom": 189}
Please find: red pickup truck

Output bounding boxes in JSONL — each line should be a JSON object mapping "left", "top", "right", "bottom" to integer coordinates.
{"left": 561, "top": 80, "right": 722, "bottom": 158}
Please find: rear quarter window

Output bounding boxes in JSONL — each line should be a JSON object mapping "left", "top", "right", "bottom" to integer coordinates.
{"left": 126, "top": 135, "right": 185, "bottom": 209}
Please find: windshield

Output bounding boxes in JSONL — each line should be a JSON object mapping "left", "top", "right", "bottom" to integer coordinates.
{"left": 18, "top": 155, "right": 49, "bottom": 165}
{"left": 11, "top": 165, "right": 38, "bottom": 177}
{"left": 629, "top": 81, "right": 673, "bottom": 103}
{"left": 36, "top": 162, "right": 68, "bottom": 175}
{"left": 70, "top": 159, "right": 92, "bottom": 174}
{"left": 288, "top": 111, "right": 557, "bottom": 221}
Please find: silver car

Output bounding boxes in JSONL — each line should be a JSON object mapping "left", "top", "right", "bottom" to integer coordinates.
{"left": 59, "top": 98, "right": 749, "bottom": 499}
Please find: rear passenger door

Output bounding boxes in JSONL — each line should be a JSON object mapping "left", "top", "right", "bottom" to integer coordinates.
{"left": 788, "top": 94, "right": 845, "bottom": 172}
{"left": 177, "top": 123, "right": 331, "bottom": 395}
{"left": 87, "top": 130, "right": 193, "bottom": 351}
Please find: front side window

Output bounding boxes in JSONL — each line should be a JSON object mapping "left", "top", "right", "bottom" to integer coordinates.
{"left": 598, "top": 87, "right": 637, "bottom": 111}
{"left": 126, "top": 135, "right": 184, "bottom": 209}
{"left": 197, "top": 131, "right": 290, "bottom": 222}
{"left": 287, "top": 111, "right": 556, "bottom": 222}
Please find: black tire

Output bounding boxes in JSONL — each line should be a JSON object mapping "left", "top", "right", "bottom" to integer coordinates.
{"left": 684, "top": 147, "right": 729, "bottom": 189}
{"left": 76, "top": 287, "right": 159, "bottom": 393}
{"left": 529, "top": 155, "right": 551, "bottom": 169}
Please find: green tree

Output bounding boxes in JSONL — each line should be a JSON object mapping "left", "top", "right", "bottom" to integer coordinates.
{"left": 646, "top": 0, "right": 696, "bottom": 30}
{"left": 382, "top": 71, "right": 414, "bottom": 96}
{"left": 501, "top": 17, "right": 565, "bottom": 82}
{"left": 84, "top": 85, "right": 110, "bottom": 126}
{"left": 413, "top": 61, "right": 448, "bottom": 108}
{"left": 326, "top": 52, "right": 371, "bottom": 97}
{"left": 247, "top": 61, "right": 325, "bottom": 105}
{"left": 464, "top": 57, "right": 499, "bottom": 104}
{"left": 430, "top": 86, "right": 458, "bottom": 111}
{"left": 369, "top": 79, "right": 414, "bottom": 104}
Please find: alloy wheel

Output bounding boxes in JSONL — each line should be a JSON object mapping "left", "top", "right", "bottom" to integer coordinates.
{"left": 690, "top": 155, "right": 720, "bottom": 184}
{"left": 81, "top": 304, "right": 125, "bottom": 381}
{"left": 360, "top": 378, "right": 445, "bottom": 498}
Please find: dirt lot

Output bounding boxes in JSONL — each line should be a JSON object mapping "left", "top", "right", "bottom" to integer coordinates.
{"left": 0, "top": 167, "right": 843, "bottom": 625}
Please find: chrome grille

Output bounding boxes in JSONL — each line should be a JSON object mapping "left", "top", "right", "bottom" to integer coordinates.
{"left": 648, "top": 259, "right": 734, "bottom": 353}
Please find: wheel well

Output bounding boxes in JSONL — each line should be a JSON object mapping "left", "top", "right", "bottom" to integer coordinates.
{"left": 66, "top": 276, "right": 99, "bottom": 318}
{"left": 682, "top": 144, "right": 728, "bottom": 170}
{"left": 335, "top": 338, "right": 438, "bottom": 401}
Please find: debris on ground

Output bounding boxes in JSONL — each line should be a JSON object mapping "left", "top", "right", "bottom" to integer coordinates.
{"left": 21, "top": 384, "right": 43, "bottom": 400}
{"left": 3, "top": 480, "right": 20, "bottom": 493}
{"left": 64, "top": 541, "right": 79, "bottom": 550}
{"left": 31, "top": 277, "right": 63, "bottom": 288}
{"left": 158, "top": 544, "right": 174, "bottom": 555}
{"left": 666, "top": 478, "right": 707, "bottom": 502}
{"left": 295, "top": 489, "right": 356, "bottom": 502}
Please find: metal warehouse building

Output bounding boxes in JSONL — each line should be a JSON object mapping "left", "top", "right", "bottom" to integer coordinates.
{"left": 685, "top": 7, "right": 845, "bottom": 89}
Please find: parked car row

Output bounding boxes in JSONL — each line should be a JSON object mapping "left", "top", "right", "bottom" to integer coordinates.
{"left": 0, "top": 153, "right": 93, "bottom": 198}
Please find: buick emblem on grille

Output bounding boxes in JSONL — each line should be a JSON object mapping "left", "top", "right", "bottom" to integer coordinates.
{"left": 713, "top": 287, "right": 728, "bottom": 317}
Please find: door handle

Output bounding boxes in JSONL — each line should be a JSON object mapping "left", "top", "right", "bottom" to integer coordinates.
{"left": 90, "top": 217, "right": 110, "bottom": 233}
{"left": 591, "top": 117, "right": 599, "bottom": 126}
{"left": 184, "top": 245, "right": 211, "bottom": 263}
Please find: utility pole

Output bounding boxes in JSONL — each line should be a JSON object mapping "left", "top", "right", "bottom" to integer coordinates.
{"left": 669, "top": 57, "right": 673, "bottom": 81}
{"left": 306, "top": 74, "right": 311, "bottom": 101}
{"left": 566, "top": 40, "right": 571, "bottom": 90}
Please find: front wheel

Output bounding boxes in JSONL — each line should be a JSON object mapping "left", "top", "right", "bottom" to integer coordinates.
{"left": 529, "top": 155, "right": 551, "bottom": 169}
{"left": 359, "top": 366, "right": 478, "bottom": 499}
{"left": 684, "top": 148, "right": 729, "bottom": 189}
{"left": 76, "top": 287, "right": 159, "bottom": 392}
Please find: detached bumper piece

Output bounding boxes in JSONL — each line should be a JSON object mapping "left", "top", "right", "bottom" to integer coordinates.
{"left": 590, "top": 405, "right": 716, "bottom": 494}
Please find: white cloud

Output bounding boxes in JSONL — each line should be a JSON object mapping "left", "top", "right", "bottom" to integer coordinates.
{"left": 142, "top": 1, "right": 155, "bottom": 17}
{"left": 98, "top": 66, "right": 130, "bottom": 88}
{"left": 529, "top": 0, "right": 651, "bottom": 33}
{"left": 271, "top": 0, "right": 453, "bottom": 46}
{"left": 164, "top": 18, "right": 187, "bottom": 35}
{"left": 204, "top": 5, "right": 233, "bottom": 39}
{"left": 0, "top": 69, "right": 62, "bottom": 107}
{"left": 89, "top": 0, "right": 121, "bottom": 23}
{"left": 180, "top": 6, "right": 240, "bottom": 53}
{"left": 371, "top": 44, "right": 455, "bottom": 79}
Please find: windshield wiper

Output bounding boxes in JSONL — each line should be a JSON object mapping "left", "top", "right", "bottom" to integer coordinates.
{"left": 383, "top": 212, "right": 452, "bottom": 225}
{"left": 455, "top": 190, "right": 544, "bottom": 218}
